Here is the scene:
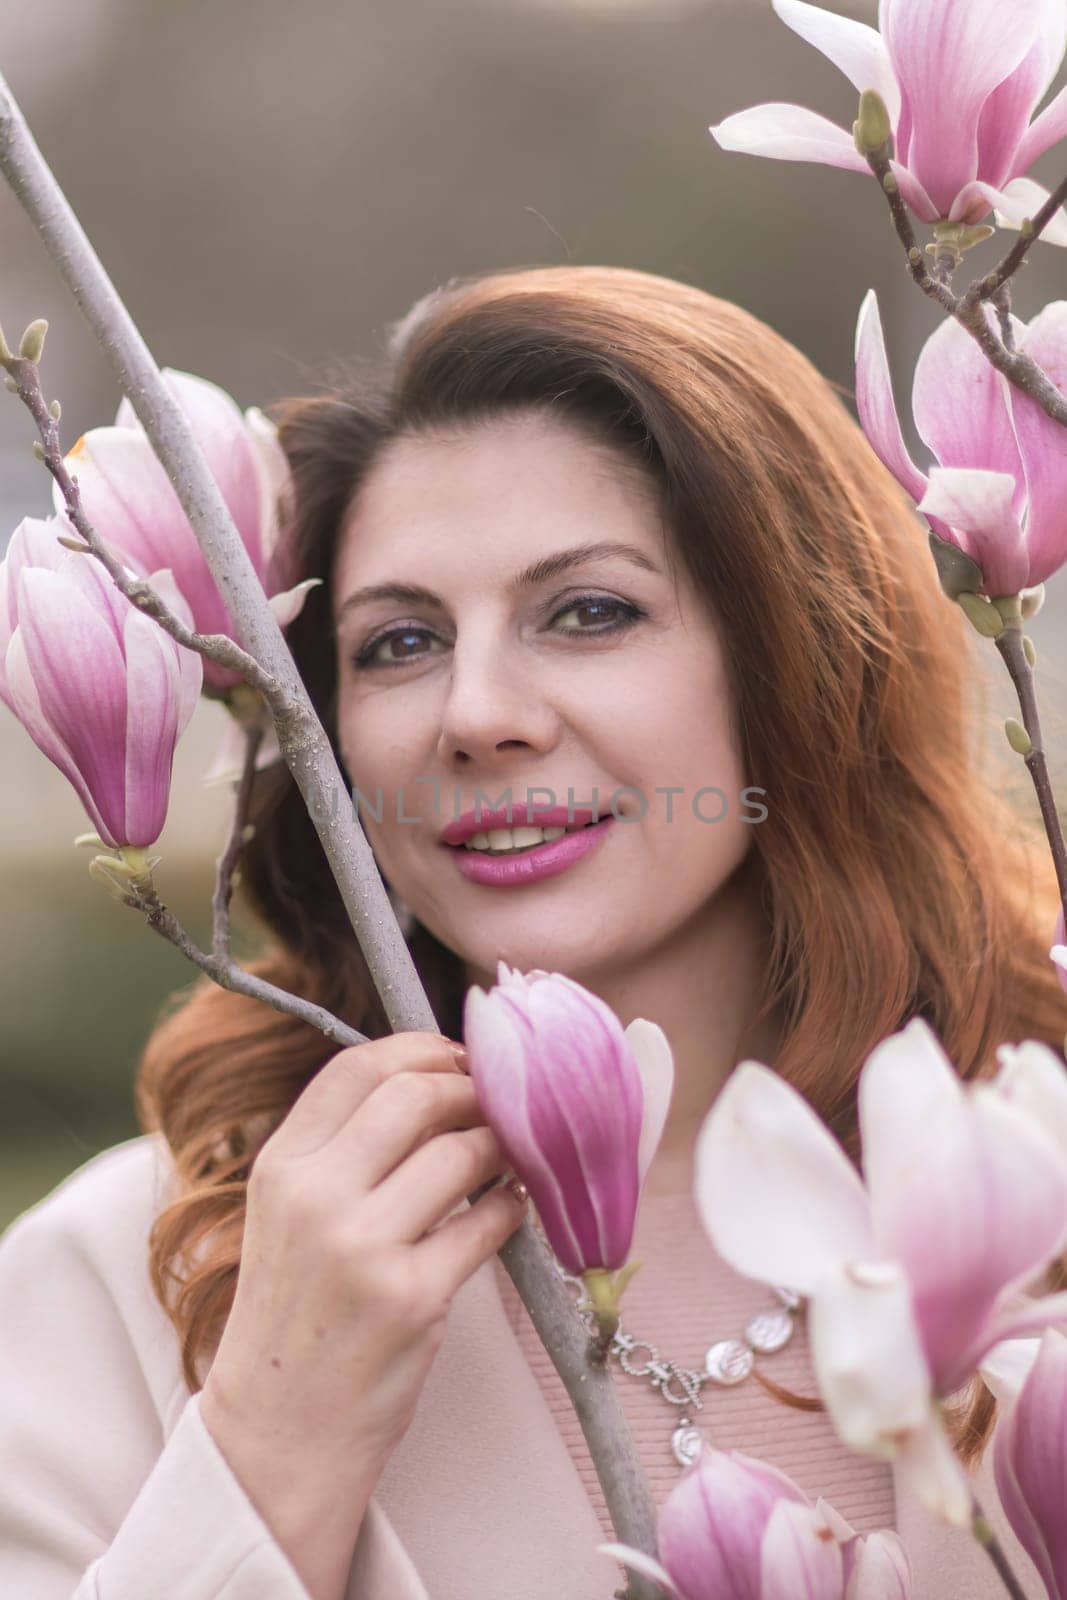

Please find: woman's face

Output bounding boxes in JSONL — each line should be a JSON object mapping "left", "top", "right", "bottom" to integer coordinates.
{"left": 331, "top": 411, "right": 756, "bottom": 987}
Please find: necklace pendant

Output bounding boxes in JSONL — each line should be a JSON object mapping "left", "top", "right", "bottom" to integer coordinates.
{"left": 703, "top": 1337, "right": 754, "bottom": 1385}
{"left": 744, "top": 1306, "right": 796, "bottom": 1354}
{"left": 670, "top": 1417, "right": 708, "bottom": 1468}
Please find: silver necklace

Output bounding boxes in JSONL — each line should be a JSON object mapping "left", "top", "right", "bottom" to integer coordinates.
{"left": 550, "top": 1252, "right": 803, "bottom": 1468}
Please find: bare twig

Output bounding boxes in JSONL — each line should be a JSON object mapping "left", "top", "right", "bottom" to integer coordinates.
{"left": 2, "top": 353, "right": 275, "bottom": 695}
{"left": 976, "top": 174, "right": 1067, "bottom": 301}
{"left": 863, "top": 141, "right": 1067, "bottom": 430}
{"left": 113, "top": 871, "right": 369, "bottom": 1049}
{"left": 971, "top": 1494, "right": 1030, "bottom": 1600}
{"left": 995, "top": 619, "right": 1067, "bottom": 932}
{"left": 212, "top": 718, "right": 264, "bottom": 961}
{"left": 991, "top": 282, "right": 1015, "bottom": 352}
{"left": 0, "top": 69, "right": 661, "bottom": 1589}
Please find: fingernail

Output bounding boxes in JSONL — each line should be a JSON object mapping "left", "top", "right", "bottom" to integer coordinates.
{"left": 505, "top": 1177, "right": 529, "bottom": 1204}
{"left": 446, "top": 1040, "right": 470, "bottom": 1070}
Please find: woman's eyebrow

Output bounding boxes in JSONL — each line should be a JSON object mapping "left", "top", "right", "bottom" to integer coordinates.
{"left": 334, "top": 539, "right": 660, "bottom": 622}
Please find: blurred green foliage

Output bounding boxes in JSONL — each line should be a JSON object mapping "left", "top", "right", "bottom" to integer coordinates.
{"left": 0, "top": 857, "right": 264, "bottom": 1231}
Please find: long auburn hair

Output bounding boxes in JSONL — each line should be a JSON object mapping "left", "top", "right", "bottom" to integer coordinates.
{"left": 135, "top": 264, "right": 1067, "bottom": 1464}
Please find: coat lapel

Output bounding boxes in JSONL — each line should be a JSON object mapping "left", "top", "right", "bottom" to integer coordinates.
{"left": 351, "top": 1251, "right": 622, "bottom": 1599}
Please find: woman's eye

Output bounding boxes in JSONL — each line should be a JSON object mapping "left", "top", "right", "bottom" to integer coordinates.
{"left": 551, "top": 596, "right": 641, "bottom": 634}
{"left": 352, "top": 626, "right": 443, "bottom": 670}
{"left": 350, "top": 595, "right": 644, "bottom": 672}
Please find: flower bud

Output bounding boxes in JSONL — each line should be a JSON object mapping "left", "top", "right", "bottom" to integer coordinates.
{"left": 852, "top": 89, "right": 891, "bottom": 157}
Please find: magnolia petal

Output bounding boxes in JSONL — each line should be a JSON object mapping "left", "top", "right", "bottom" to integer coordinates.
{"left": 3, "top": 625, "right": 113, "bottom": 844}
{"left": 993, "top": 1407, "right": 1060, "bottom": 1600}
{"left": 657, "top": 1445, "right": 807, "bottom": 1600}
{"left": 987, "top": 175, "right": 1067, "bottom": 244}
{"left": 911, "top": 311, "right": 1023, "bottom": 508}
{"left": 695, "top": 1061, "right": 874, "bottom": 1296}
{"left": 626, "top": 1018, "right": 675, "bottom": 1187}
{"left": 15, "top": 565, "right": 130, "bottom": 843}
{"left": 595, "top": 1544, "right": 684, "bottom": 1600}
{"left": 772, "top": 0, "right": 901, "bottom": 125}
{"left": 202, "top": 709, "right": 282, "bottom": 787}
{"left": 462, "top": 985, "right": 588, "bottom": 1273}
{"left": 993, "top": 1038, "right": 1067, "bottom": 1160}
{"left": 814, "top": 1496, "right": 855, "bottom": 1547}
{"left": 116, "top": 369, "right": 266, "bottom": 569}
{"left": 971, "top": 1288, "right": 1067, "bottom": 1369}
{"left": 872, "top": 1065, "right": 1067, "bottom": 1391}
{"left": 881, "top": 0, "right": 1043, "bottom": 217}
{"left": 1015, "top": 79, "right": 1067, "bottom": 172}
{"left": 918, "top": 467, "right": 1029, "bottom": 597}
{"left": 978, "top": 1335, "right": 1041, "bottom": 1405}
{"left": 894, "top": 1410, "right": 972, "bottom": 1527}
{"left": 845, "top": 1530, "right": 913, "bottom": 1600}
{"left": 521, "top": 974, "right": 645, "bottom": 1267}
{"left": 712, "top": 102, "right": 872, "bottom": 171}
{"left": 854, "top": 292, "right": 930, "bottom": 509}
{"left": 859, "top": 1018, "right": 964, "bottom": 1189}
{"left": 268, "top": 576, "right": 323, "bottom": 630}
{"left": 0, "top": 515, "right": 79, "bottom": 708}
{"left": 1053, "top": 942, "right": 1067, "bottom": 996}
{"left": 147, "top": 567, "right": 202, "bottom": 731}
{"left": 973, "top": 1, "right": 1067, "bottom": 191}
{"left": 61, "top": 426, "right": 233, "bottom": 639}
{"left": 993, "top": 1327, "right": 1067, "bottom": 1597}
{"left": 121, "top": 602, "right": 184, "bottom": 847}
{"left": 760, "top": 1500, "right": 843, "bottom": 1600}
{"left": 1006, "top": 301, "right": 1067, "bottom": 589}
{"left": 808, "top": 1259, "right": 931, "bottom": 1458}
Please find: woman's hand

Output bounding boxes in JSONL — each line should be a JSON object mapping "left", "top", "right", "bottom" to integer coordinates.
{"left": 199, "top": 1030, "right": 527, "bottom": 1600}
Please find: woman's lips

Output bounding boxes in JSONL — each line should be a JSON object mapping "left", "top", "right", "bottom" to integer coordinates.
{"left": 444, "top": 816, "right": 617, "bottom": 886}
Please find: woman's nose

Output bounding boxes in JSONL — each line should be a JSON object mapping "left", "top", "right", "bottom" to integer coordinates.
{"left": 435, "top": 636, "right": 558, "bottom": 766}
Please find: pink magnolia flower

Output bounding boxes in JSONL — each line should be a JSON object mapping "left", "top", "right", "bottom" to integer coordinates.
{"left": 695, "top": 1017, "right": 1067, "bottom": 1525}
{"left": 711, "top": 0, "right": 1067, "bottom": 241}
{"left": 0, "top": 515, "right": 201, "bottom": 849}
{"left": 57, "top": 369, "right": 317, "bottom": 695}
{"left": 1053, "top": 908, "right": 1067, "bottom": 996}
{"left": 982, "top": 1329, "right": 1067, "bottom": 1600}
{"left": 461, "top": 962, "right": 673, "bottom": 1279}
{"left": 856, "top": 291, "right": 1067, "bottom": 598}
{"left": 598, "top": 1442, "right": 911, "bottom": 1600}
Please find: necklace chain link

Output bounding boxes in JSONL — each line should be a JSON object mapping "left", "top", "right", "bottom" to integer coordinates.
{"left": 545, "top": 1237, "right": 802, "bottom": 1468}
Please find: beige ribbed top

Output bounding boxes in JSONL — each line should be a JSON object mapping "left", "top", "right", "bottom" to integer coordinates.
{"left": 492, "top": 1183, "right": 896, "bottom": 1542}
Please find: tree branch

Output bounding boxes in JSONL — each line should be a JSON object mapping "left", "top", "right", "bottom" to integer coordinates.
{"left": 0, "top": 70, "right": 661, "bottom": 1591}
{"left": 995, "top": 619, "right": 1067, "bottom": 933}
{"left": 976, "top": 173, "right": 1067, "bottom": 300}
{"left": 862, "top": 141, "right": 1067, "bottom": 430}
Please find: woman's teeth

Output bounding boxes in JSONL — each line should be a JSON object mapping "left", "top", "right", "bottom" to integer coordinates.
{"left": 463, "top": 823, "right": 593, "bottom": 854}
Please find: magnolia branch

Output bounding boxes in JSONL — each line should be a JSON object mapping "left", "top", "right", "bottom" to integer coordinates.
{"left": 0, "top": 70, "right": 662, "bottom": 1592}
{"left": 976, "top": 174, "right": 1067, "bottom": 301}
{"left": 995, "top": 618, "right": 1067, "bottom": 922}
{"left": 861, "top": 139, "right": 1067, "bottom": 430}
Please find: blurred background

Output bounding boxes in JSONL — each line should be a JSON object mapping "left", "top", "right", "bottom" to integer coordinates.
{"left": 2, "top": 0, "right": 1066, "bottom": 1229}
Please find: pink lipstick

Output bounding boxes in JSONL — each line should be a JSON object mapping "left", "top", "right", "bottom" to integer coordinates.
{"left": 445, "top": 815, "right": 617, "bottom": 886}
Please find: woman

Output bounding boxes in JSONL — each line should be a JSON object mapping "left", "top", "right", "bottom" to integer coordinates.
{"left": 0, "top": 265, "right": 1063, "bottom": 1600}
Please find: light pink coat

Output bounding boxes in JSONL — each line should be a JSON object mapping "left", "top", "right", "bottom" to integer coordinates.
{"left": 0, "top": 1135, "right": 1047, "bottom": 1599}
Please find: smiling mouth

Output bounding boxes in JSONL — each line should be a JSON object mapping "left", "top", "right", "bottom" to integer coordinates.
{"left": 457, "top": 820, "right": 601, "bottom": 856}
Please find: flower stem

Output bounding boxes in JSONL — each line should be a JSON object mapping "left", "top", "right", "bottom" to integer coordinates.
{"left": 994, "top": 620, "right": 1067, "bottom": 932}
{"left": 971, "top": 1494, "right": 1030, "bottom": 1600}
